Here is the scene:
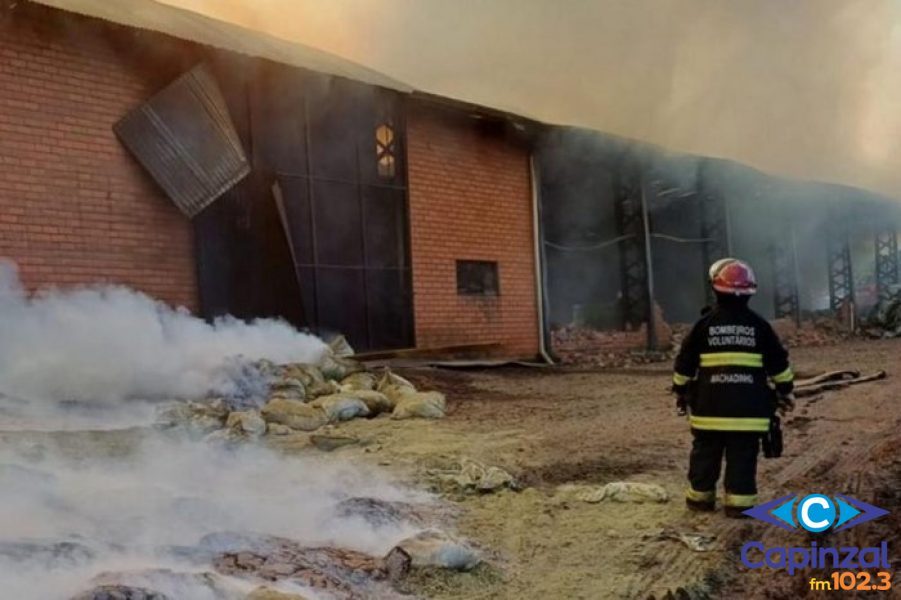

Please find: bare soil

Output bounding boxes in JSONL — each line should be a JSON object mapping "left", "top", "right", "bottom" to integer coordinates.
{"left": 275, "top": 339, "right": 901, "bottom": 599}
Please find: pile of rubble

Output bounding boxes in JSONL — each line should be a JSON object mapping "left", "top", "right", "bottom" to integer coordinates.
{"left": 552, "top": 311, "right": 860, "bottom": 367}
{"left": 550, "top": 325, "right": 674, "bottom": 368}
{"left": 155, "top": 338, "right": 447, "bottom": 443}
{"left": 770, "top": 317, "right": 851, "bottom": 347}
{"left": 863, "top": 287, "right": 901, "bottom": 338}
{"left": 551, "top": 303, "right": 676, "bottom": 367}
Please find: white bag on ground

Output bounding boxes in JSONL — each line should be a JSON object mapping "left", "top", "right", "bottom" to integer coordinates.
{"left": 328, "top": 334, "right": 355, "bottom": 357}
{"left": 280, "top": 363, "right": 325, "bottom": 387}
{"left": 342, "top": 390, "right": 393, "bottom": 415}
{"left": 261, "top": 398, "right": 329, "bottom": 431}
{"left": 319, "top": 354, "right": 364, "bottom": 381}
{"left": 340, "top": 372, "right": 378, "bottom": 391}
{"left": 309, "top": 394, "right": 370, "bottom": 422}
{"left": 391, "top": 530, "right": 480, "bottom": 571}
{"left": 377, "top": 369, "right": 417, "bottom": 406}
{"left": 557, "top": 481, "right": 669, "bottom": 504}
{"left": 226, "top": 410, "right": 267, "bottom": 437}
{"left": 391, "top": 391, "right": 446, "bottom": 420}
{"left": 267, "top": 377, "right": 307, "bottom": 402}
{"left": 599, "top": 481, "right": 669, "bottom": 503}
{"left": 454, "top": 459, "right": 515, "bottom": 492}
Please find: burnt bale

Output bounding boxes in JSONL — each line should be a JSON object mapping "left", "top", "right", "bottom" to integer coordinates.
{"left": 335, "top": 497, "right": 421, "bottom": 528}
{"left": 212, "top": 535, "right": 402, "bottom": 599}
{"left": 0, "top": 540, "right": 96, "bottom": 568}
{"left": 71, "top": 585, "right": 170, "bottom": 600}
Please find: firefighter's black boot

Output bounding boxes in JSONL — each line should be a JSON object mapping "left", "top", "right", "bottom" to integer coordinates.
{"left": 724, "top": 506, "right": 751, "bottom": 519}
{"left": 686, "top": 497, "right": 715, "bottom": 512}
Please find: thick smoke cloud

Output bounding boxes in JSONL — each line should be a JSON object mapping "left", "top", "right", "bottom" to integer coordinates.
{"left": 166, "top": 0, "right": 901, "bottom": 197}
{"left": 0, "top": 260, "right": 326, "bottom": 405}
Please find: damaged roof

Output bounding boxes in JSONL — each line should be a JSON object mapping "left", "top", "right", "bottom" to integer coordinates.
{"left": 31, "top": 0, "right": 414, "bottom": 93}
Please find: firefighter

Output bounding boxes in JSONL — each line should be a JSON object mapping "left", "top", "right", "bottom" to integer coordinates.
{"left": 672, "top": 258, "right": 795, "bottom": 518}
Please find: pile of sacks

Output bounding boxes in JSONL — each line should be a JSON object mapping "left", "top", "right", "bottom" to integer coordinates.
{"left": 156, "top": 339, "right": 447, "bottom": 441}
{"left": 260, "top": 364, "right": 446, "bottom": 433}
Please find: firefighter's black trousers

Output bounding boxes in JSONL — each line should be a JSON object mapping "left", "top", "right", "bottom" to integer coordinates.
{"left": 688, "top": 430, "right": 760, "bottom": 507}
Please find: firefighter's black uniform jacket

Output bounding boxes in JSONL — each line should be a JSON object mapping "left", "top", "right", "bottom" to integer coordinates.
{"left": 672, "top": 303, "right": 794, "bottom": 432}
{"left": 673, "top": 299, "right": 794, "bottom": 508}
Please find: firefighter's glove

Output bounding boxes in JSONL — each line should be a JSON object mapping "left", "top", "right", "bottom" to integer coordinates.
{"left": 775, "top": 392, "right": 795, "bottom": 416}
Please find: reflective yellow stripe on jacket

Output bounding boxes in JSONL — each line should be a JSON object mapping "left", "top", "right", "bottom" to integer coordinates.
{"left": 672, "top": 372, "right": 692, "bottom": 386}
{"left": 699, "top": 352, "right": 763, "bottom": 368}
{"left": 772, "top": 367, "right": 794, "bottom": 383}
{"left": 689, "top": 415, "right": 770, "bottom": 432}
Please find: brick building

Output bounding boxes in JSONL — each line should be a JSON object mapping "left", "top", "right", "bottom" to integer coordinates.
{"left": 0, "top": 2, "right": 196, "bottom": 307}
{"left": 407, "top": 105, "right": 538, "bottom": 356}
{"left": 0, "top": 0, "right": 544, "bottom": 358}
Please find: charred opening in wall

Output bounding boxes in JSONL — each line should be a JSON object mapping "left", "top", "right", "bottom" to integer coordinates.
{"left": 198, "top": 59, "right": 413, "bottom": 352}
{"left": 120, "top": 55, "right": 414, "bottom": 352}
{"left": 189, "top": 56, "right": 305, "bottom": 327}
{"left": 538, "top": 128, "right": 627, "bottom": 331}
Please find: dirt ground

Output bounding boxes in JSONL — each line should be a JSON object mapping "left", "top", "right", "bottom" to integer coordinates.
{"left": 274, "top": 338, "right": 901, "bottom": 599}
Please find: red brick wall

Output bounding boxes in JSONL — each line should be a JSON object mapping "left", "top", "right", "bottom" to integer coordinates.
{"left": 0, "top": 6, "right": 197, "bottom": 309}
{"left": 406, "top": 104, "right": 540, "bottom": 357}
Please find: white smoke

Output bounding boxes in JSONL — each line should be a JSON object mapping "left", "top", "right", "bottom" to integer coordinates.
{"left": 0, "top": 260, "right": 327, "bottom": 405}
{"left": 0, "top": 434, "right": 427, "bottom": 599}
{"left": 0, "top": 261, "right": 439, "bottom": 600}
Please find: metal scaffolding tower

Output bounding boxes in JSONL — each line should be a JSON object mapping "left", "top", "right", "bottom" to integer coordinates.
{"left": 771, "top": 237, "right": 800, "bottom": 323}
{"left": 615, "top": 174, "right": 649, "bottom": 330}
{"left": 875, "top": 228, "right": 899, "bottom": 300}
{"left": 767, "top": 201, "right": 801, "bottom": 322}
{"left": 827, "top": 223, "right": 854, "bottom": 312}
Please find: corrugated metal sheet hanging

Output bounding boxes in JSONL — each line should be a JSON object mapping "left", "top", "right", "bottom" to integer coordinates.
{"left": 114, "top": 63, "right": 250, "bottom": 218}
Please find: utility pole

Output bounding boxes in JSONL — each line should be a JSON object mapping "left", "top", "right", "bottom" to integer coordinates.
{"left": 640, "top": 181, "right": 658, "bottom": 351}
{"left": 790, "top": 219, "right": 802, "bottom": 325}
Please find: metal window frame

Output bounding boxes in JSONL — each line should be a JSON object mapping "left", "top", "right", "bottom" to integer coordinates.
{"left": 456, "top": 260, "right": 501, "bottom": 296}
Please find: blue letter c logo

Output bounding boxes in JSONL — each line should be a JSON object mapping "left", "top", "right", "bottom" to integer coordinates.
{"left": 798, "top": 494, "right": 836, "bottom": 532}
